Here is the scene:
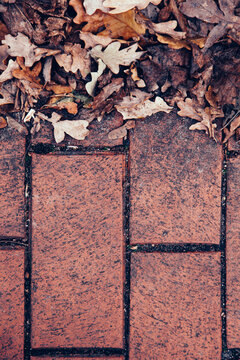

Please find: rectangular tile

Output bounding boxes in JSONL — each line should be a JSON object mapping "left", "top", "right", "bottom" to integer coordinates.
{"left": 0, "top": 249, "right": 24, "bottom": 359}
{"left": 0, "top": 128, "right": 25, "bottom": 237}
{"left": 130, "top": 114, "right": 222, "bottom": 244}
{"left": 31, "top": 154, "right": 124, "bottom": 348}
{"left": 130, "top": 252, "right": 221, "bottom": 359}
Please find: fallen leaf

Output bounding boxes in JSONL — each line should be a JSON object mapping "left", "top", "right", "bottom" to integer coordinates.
{"left": 3, "top": 33, "right": 60, "bottom": 67}
{"left": 103, "top": 0, "right": 162, "bottom": 14}
{"left": 90, "top": 78, "right": 124, "bottom": 109}
{"left": 223, "top": 115, "right": 240, "bottom": 143}
{"left": 90, "top": 42, "right": 144, "bottom": 74}
{"left": 79, "top": 32, "right": 115, "bottom": 49}
{"left": 6, "top": 115, "right": 28, "bottom": 135}
{"left": 0, "top": 59, "right": 19, "bottom": 82}
{"left": 116, "top": 94, "right": 172, "bottom": 119}
{"left": 0, "top": 116, "right": 7, "bottom": 128}
{"left": 53, "top": 120, "right": 89, "bottom": 143}
{"left": 43, "top": 57, "right": 53, "bottom": 83}
{"left": 47, "top": 97, "right": 78, "bottom": 115}
{"left": 108, "top": 119, "right": 135, "bottom": 139}
{"left": 83, "top": 0, "right": 109, "bottom": 14}
{"left": 180, "top": 0, "right": 240, "bottom": 50}
{"left": 55, "top": 44, "right": 91, "bottom": 78}
{"left": 46, "top": 84, "right": 72, "bottom": 95}
{"left": 70, "top": 0, "right": 146, "bottom": 40}
{"left": 12, "top": 59, "right": 42, "bottom": 88}
{"left": 86, "top": 59, "right": 106, "bottom": 96}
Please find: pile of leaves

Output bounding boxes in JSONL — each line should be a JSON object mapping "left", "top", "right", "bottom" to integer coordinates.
{"left": 0, "top": 0, "right": 240, "bottom": 144}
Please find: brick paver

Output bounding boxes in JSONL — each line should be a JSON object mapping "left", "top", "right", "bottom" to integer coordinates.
{"left": 226, "top": 156, "right": 240, "bottom": 348}
{"left": 31, "top": 154, "right": 124, "bottom": 348}
{"left": 129, "top": 252, "right": 221, "bottom": 360}
{"left": 0, "top": 128, "right": 25, "bottom": 237}
{"left": 130, "top": 113, "right": 222, "bottom": 244}
{"left": 32, "top": 357, "right": 124, "bottom": 360}
{"left": 0, "top": 250, "right": 24, "bottom": 360}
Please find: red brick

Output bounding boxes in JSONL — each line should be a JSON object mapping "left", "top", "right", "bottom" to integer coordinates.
{"left": 0, "top": 249, "right": 24, "bottom": 359}
{"left": 130, "top": 113, "right": 222, "bottom": 244}
{"left": 130, "top": 252, "right": 221, "bottom": 360}
{"left": 226, "top": 156, "right": 240, "bottom": 348}
{"left": 0, "top": 128, "right": 25, "bottom": 237}
{"left": 32, "top": 357, "right": 124, "bottom": 360}
{"left": 31, "top": 154, "right": 124, "bottom": 348}
{"left": 32, "top": 112, "right": 123, "bottom": 147}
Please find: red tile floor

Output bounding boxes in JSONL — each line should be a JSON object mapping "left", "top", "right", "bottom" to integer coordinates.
{"left": 0, "top": 113, "right": 239, "bottom": 359}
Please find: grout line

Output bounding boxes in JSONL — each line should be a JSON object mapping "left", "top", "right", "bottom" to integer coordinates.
{"left": 24, "top": 133, "right": 32, "bottom": 360}
{"left": 0, "top": 238, "right": 27, "bottom": 247}
{"left": 221, "top": 145, "right": 228, "bottom": 356}
{"left": 123, "top": 135, "right": 131, "bottom": 360}
{"left": 222, "top": 348, "right": 240, "bottom": 360}
{"left": 128, "top": 243, "right": 221, "bottom": 252}
{"left": 31, "top": 347, "right": 124, "bottom": 357}
{"left": 30, "top": 143, "right": 128, "bottom": 155}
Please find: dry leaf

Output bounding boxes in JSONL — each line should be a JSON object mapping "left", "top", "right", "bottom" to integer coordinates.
{"left": 53, "top": 120, "right": 89, "bottom": 143}
{"left": 70, "top": 0, "right": 146, "bottom": 41}
{"left": 55, "top": 44, "right": 91, "bottom": 78}
{"left": 223, "top": 115, "right": 240, "bottom": 143}
{"left": 79, "top": 32, "right": 115, "bottom": 49}
{"left": 108, "top": 120, "right": 135, "bottom": 139}
{"left": 83, "top": 0, "right": 109, "bottom": 14}
{"left": 180, "top": 0, "right": 240, "bottom": 50}
{"left": 0, "top": 59, "right": 19, "bottom": 82}
{"left": 86, "top": 59, "right": 106, "bottom": 96}
{"left": 90, "top": 42, "right": 144, "bottom": 74}
{"left": 147, "top": 19, "right": 186, "bottom": 40}
{"left": 43, "top": 57, "right": 53, "bottom": 83}
{"left": 0, "top": 116, "right": 7, "bottom": 128}
{"left": 90, "top": 78, "right": 124, "bottom": 109}
{"left": 3, "top": 33, "right": 60, "bottom": 67}
{"left": 6, "top": 115, "right": 28, "bottom": 135}
{"left": 46, "top": 84, "right": 72, "bottom": 95}
{"left": 103, "top": 0, "right": 162, "bottom": 14}
{"left": 48, "top": 97, "right": 78, "bottom": 115}
{"left": 116, "top": 94, "right": 172, "bottom": 119}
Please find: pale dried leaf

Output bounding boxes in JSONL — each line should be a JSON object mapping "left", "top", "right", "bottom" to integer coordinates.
{"left": 86, "top": 59, "right": 106, "bottom": 96}
{"left": 177, "top": 98, "right": 202, "bottom": 121}
{"left": 149, "top": 20, "right": 186, "bottom": 39}
{"left": 79, "top": 32, "right": 114, "bottom": 49}
{"left": 23, "top": 109, "right": 35, "bottom": 123}
{"left": 83, "top": 0, "right": 108, "bottom": 14}
{"left": 90, "top": 42, "right": 144, "bottom": 74}
{"left": 103, "top": 0, "right": 162, "bottom": 14}
{"left": 55, "top": 44, "right": 91, "bottom": 78}
{"left": 53, "top": 120, "right": 89, "bottom": 143}
{"left": 0, "top": 59, "right": 19, "bottom": 82}
{"left": 3, "top": 33, "right": 60, "bottom": 67}
{"left": 108, "top": 120, "right": 135, "bottom": 139}
{"left": 116, "top": 95, "right": 172, "bottom": 119}
{"left": 43, "top": 57, "right": 53, "bottom": 83}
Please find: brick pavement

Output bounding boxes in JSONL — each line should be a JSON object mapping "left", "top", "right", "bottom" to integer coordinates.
{"left": 0, "top": 112, "right": 239, "bottom": 359}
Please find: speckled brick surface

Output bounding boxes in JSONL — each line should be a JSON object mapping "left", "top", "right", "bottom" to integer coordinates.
{"left": 0, "top": 249, "right": 24, "bottom": 360}
{"left": 129, "top": 252, "right": 221, "bottom": 360}
{"left": 31, "top": 112, "right": 123, "bottom": 147}
{"left": 130, "top": 113, "right": 222, "bottom": 244}
{"left": 226, "top": 156, "right": 240, "bottom": 348}
{"left": 31, "top": 154, "right": 124, "bottom": 348}
{"left": 32, "top": 357, "right": 124, "bottom": 360}
{"left": 0, "top": 128, "right": 25, "bottom": 237}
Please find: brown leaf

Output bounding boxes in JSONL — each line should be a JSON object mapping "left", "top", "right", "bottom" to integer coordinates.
{"left": 69, "top": 0, "right": 146, "bottom": 40}
{"left": 180, "top": 0, "right": 240, "bottom": 50}
{"left": 90, "top": 78, "right": 124, "bottom": 110}
{"left": 0, "top": 116, "right": 7, "bottom": 128}
{"left": 6, "top": 115, "right": 28, "bottom": 135}
{"left": 46, "top": 84, "right": 72, "bottom": 95}
{"left": 12, "top": 58, "right": 42, "bottom": 88}
{"left": 223, "top": 115, "right": 240, "bottom": 143}
{"left": 47, "top": 97, "right": 78, "bottom": 114}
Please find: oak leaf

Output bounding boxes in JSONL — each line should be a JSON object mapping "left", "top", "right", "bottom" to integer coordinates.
{"left": 69, "top": 0, "right": 146, "bottom": 40}
{"left": 108, "top": 120, "right": 135, "bottom": 139}
{"left": 2, "top": 33, "right": 60, "bottom": 67}
{"left": 90, "top": 42, "right": 144, "bottom": 74}
{"left": 116, "top": 92, "right": 172, "bottom": 119}
{"left": 0, "top": 116, "right": 7, "bottom": 128}
{"left": 55, "top": 44, "right": 91, "bottom": 78}
{"left": 53, "top": 120, "right": 89, "bottom": 143}
{"left": 180, "top": 0, "right": 240, "bottom": 50}
{"left": 0, "top": 59, "right": 19, "bottom": 82}
{"left": 86, "top": 59, "right": 106, "bottom": 96}
{"left": 103, "top": 0, "right": 162, "bottom": 14}
{"left": 83, "top": 0, "right": 108, "bottom": 14}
